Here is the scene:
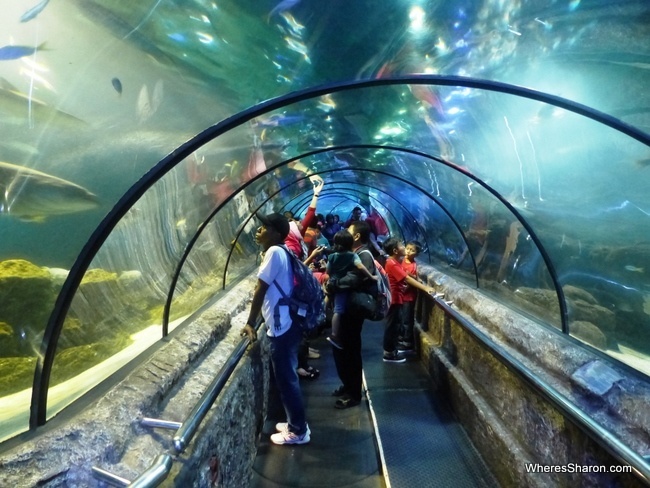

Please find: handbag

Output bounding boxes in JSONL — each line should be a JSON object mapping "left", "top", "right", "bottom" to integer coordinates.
{"left": 348, "top": 290, "right": 377, "bottom": 319}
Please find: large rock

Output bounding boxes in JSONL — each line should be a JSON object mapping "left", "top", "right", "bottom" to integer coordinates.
{"left": 0, "top": 259, "right": 57, "bottom": 356}
{"left": 570, "top": 320, "right": 607, "bottom": 350}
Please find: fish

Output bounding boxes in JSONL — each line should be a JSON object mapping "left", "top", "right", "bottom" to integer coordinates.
{"left": 267, "top": 0, "right": 301, "bottom": 21}
{"left": 284, "top": 36, "right": 310, "bottom": 61}
{"left": 0, "top": 161, "right": 99, "bottom": 222}
{"left": 0, "top": 42, "right": 48, "bottom": 61}
{"left": 136, "top": 85, "right": 151, "bottom": 122}
{"left": 317, "top": 94, "right": 336, "bottom": 112}
{"left": 0, "top": 85, "right": 88, "bottom": 129}
{"left": 280, "top": 12, "right": 305, "bottom": 36}
{"left": 0, "top": 84, "right": 86, "bottom": 128}
{"left": 152, "top": 79, "right": 163, "bottom": 111}
{"left": 111, "top": 77, "right": 123, "bottom": 94}
{"left": 625, "top": 265, "right": 644, "bottom": 273}
{"left": 635, "top": 158, "right": 650, "bottom": 168}
{"left": 20, "top": 0, "right": 51, "bottom": 23}
{"left": 0, "top": 141, "right": 40, "bottom": 157}
{"left": 409, "top": 85, "right": 444, "bottom": 116}
{"left": 136, "top": 80, "right": 163, "bottom": 123}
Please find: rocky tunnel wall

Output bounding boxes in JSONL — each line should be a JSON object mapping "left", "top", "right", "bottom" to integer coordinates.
{"left": 416, "top": 264, "right": 650, "bottom": 487}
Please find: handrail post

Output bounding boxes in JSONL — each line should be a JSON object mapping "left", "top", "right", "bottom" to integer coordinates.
{"left": 91, "top": 454, "right": 172, "bottom": 488}
{"left": 140, "top": 419, "right": 182, "bottom": 430}
{"left": 91, "top": 467, "right": 131, "bottom": 487}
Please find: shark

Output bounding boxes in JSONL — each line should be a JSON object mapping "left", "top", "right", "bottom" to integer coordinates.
{"left": 0, "top": 161, "right": 99, "bottom": 222}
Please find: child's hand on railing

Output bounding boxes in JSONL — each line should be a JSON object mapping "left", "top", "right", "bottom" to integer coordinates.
{"left": 427, "top": 288, "right": 444, "bottom": 299}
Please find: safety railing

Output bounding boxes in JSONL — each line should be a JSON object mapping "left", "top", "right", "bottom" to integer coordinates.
{"left": 91, "top": 321, "right": 261, "bottom": 487}
{"left": 429, "top": 296, "right": 650, "bottom": 486}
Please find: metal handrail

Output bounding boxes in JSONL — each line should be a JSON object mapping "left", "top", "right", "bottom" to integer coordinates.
{"left": 140, "top": 320, "right": 263, "bottom": 451}
{"left": 430, "top": 296, "right": 650, "bottom": 485}
{"left": 92, "top": 321, "right": 261, "bottom": 486}
{"left": 170, "top": 326, "right": 256, "bottom": 453}
{"left": 92, "top": 454, "right": 172, "bottom": 487}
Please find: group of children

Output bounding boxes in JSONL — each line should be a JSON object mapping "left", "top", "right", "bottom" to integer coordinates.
{"left": 381, "top": 238, "right": 437, "bottom": 361}
{"left": 284, "top": 190, "right": 437, "bottom": 360}
{"left": 324, "top": 230, "right": 435, "bottom": 356}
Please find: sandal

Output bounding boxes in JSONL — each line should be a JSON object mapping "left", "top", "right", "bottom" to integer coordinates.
{"left": 297, "top": 366, "right": 320, "bottom": 380}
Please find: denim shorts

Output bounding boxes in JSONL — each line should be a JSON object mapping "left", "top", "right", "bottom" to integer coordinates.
{"left": 333, "top": 291, "right": 349, "bottom": 314}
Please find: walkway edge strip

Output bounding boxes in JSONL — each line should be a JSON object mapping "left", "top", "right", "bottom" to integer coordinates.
{"left": 363, "top": 370, "right": 392, "bottom": 488}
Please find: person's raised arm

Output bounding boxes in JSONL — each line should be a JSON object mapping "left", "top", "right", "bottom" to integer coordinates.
{"left": 304, "top": 245, "right": 326, "bottom": 266}
{"left": 301, "top": 178, "right": 324, "bottom": 231}
{"left": 368, "top": 232, "right": 388, "bottom": 258}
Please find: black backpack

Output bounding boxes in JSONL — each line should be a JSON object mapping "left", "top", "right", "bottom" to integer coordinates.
{"left": 272, "top": 245, "right": 325, "bottom": 331}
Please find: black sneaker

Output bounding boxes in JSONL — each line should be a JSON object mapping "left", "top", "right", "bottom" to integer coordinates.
{"left": 332, "top": 385, "right": 347, "bottom": 397}
{"left": 383, "top": 351, "right": 406, "bottom": 363}
{"left": 397, "top": 341, "right": 414, "bottom": 351}
{"left": 335, "top": 395, "right": 361, "bottom": 409}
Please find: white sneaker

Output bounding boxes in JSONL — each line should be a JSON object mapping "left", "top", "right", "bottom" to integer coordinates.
{"left": 271, "top": 424, "right": 310, "bottom": 445}
{"left": 275, "top": 422, "right": 311, "bottom": 435}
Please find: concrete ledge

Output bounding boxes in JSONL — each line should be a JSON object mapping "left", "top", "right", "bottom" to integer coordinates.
{"left": 416, "top": 265, "right": 650, "bottom": 487}
{"left": 0, "top": 276, "right": 265, "bottom": 487}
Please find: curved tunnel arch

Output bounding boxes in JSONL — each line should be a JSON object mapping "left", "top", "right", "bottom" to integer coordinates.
{"left": 29, "top": 74, "right": 650, "bottom": 427}
{"left": 217, "top": 166, "right": 461, "bottom": 301}
{"left": 283, "top": 185, "right": 428, "bottom": 256}
{"left": 285, "top": 188, "right": 406, "bottom": 239}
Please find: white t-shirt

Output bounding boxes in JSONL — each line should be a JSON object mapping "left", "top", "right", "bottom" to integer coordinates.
{"left": 257, "top": 245, "right": 294, "bottom": 337}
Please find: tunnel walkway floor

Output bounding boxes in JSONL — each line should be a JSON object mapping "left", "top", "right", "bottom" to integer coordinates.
{"left": 250, "top": 321, "right": 499, "bottom": 488}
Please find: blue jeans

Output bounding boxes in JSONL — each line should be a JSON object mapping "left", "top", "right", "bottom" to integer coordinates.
{"left": 268, "top": 323, "right": 307, "bottom": 435}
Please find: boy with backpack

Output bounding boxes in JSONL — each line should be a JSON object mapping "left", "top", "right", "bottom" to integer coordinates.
{"left": 241, "top": 213, "right": 311, "bottom": 445}
{"left": 382, "top": 237, "right": 437, "bottom": 363}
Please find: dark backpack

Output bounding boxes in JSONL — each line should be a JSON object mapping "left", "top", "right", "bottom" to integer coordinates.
{"left": 272, "top": 245, "right": 325, "bottom": 331}
{"left": 358, "top": 250, "right": 392, "bottom": 321}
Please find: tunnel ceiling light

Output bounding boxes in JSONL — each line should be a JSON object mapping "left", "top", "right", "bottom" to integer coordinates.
{"left": 409, "top": 6, "right": 426, "bottom": 32}
{"left": 379, "top": 124, "right": 407, "bottom": 136}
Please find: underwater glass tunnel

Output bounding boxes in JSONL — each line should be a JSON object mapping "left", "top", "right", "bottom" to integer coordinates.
{"left": 0, "top": 0, "right": 649, "bottom": 445}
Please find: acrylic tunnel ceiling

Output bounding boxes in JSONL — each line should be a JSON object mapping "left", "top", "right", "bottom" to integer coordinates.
{"left": 1, "top": 0, "right": 650, "bottom": 441}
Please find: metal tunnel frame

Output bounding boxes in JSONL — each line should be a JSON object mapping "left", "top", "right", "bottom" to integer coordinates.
{"left": 285, "top": 188, "right": 405, "bottom": 240}
{"left": 218, "top": 166, "right": 454, "bottom": 297}
{"left": 30, "top": 75, "right": 650, "bottom": 428}
{"left": 284, "top": 184, "right": 431, "bottom": 259}
{"left": 261, "top": 143, "right": 569, "bottom": 331}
